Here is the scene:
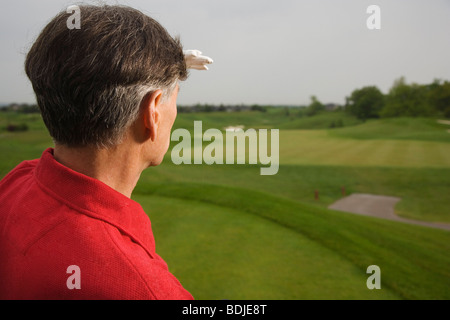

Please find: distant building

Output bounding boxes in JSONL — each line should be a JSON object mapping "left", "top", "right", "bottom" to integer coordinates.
{"left": 324, "top": 103, "right": 340, "bottom": 111}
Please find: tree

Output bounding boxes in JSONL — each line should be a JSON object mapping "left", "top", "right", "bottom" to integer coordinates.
{"left": 426, "top": 79, "right": 450, "bottom": 118}
{"left": 380, "top": 77, "right": 433, "bottom": 117}
{"left": 305, "top": 95, "right": 324, "bottom": 116}
{"left": 345, "top": 86, "right": 384, "bottom": 120}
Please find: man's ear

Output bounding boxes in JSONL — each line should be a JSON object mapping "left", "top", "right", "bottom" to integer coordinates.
{"left": 142, "top": 89, "right": 163, "bottom": 142}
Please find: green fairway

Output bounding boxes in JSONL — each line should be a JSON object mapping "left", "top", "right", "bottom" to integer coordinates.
{"left": 1, "top": 110, "right": 449, "bottom": 299}
{"left": 132, "top": 183, "right": 450, "bottom": 300}
{"left": 279, "top": 129, "right": 450, "bottom": 168}
{"left": 138, "top": 162, "right": 450, "bottom": 224}
{"left": 173, "top": 108, "right": 362, "bottom": 131}
{"left": 329, "top": 117, "right": 450, "bottom": 143}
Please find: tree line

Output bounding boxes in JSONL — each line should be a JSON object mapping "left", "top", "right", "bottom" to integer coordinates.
{"left": 344, "top": 77, "right": 450, "bottom": 120}
{"left": 2, "top": 76, "right": 449, "bottom": 119}
{"left": 0, "top": 103, "right": 39, "bottom": 113}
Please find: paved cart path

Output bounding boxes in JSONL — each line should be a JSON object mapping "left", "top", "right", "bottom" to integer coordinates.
{"left": 328, "top": 193, "right": 450, "bottom": 231}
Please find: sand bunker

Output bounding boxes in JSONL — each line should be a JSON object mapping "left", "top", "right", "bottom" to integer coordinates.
{"left": 328, "top": 193, "right": 450, "bottom": 231}
{"left": 437, "top": 119, "right": 450, "bottom": 126}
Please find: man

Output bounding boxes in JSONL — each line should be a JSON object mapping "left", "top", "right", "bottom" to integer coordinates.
{"left": 0, "top": 5, "right": 209, "bottom": 299}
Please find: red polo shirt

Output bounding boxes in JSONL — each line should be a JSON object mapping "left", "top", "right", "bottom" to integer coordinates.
{"left": 0, "top": 148, "right": 193, "bottom": 300}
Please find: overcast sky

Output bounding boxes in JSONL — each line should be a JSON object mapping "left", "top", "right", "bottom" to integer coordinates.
{"left": 1, "top": 0, "right": 449, "bottom": 106}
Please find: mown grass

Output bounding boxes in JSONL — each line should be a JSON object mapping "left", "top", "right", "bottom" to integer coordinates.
{"left": 135, "top": 194, "right": 401, "bottom": 299}
{"left": 329, "top": 117, "right": 450, "bottom": 143}
{"left": 139, "top": 162, "right": 450, "bottom": 223}
{"left": 173, "top": 108, "right": 362, "bottom": 131}
{"left": 133, "top": 182, "right": 450, "bottom": 299}
{"left": 279, "top": 130, "right": 450, "bottom": 168}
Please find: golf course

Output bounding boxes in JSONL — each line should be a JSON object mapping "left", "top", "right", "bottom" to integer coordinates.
{"left": 1, "top": 107, "right": 449, "bottom": 299}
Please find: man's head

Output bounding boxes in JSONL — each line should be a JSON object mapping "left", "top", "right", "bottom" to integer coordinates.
{"left": 25, "top": 5, "right": 187, "bottom": 149}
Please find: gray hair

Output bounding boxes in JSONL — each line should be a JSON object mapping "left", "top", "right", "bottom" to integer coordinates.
{"left": 25, "top": 5, "right": 187, "bottom": 148}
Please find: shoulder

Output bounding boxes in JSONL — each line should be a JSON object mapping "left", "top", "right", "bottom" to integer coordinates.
{"left": 34, "top": 214, "right": 193, "bottom": 300}
{"left": 90, "top": 220, "right": 193, "bottom": 300}
{"left": 0, "top": 159, "right": 38, "bottom": 186}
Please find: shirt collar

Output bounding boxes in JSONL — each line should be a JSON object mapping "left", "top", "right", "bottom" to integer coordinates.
{"left": 34, "top": 148, "right": 155, "bottom": 255}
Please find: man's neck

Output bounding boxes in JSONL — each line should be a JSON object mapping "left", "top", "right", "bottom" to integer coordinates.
{"left": 53, "top": 143, "right": 144, "bottom": 198}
